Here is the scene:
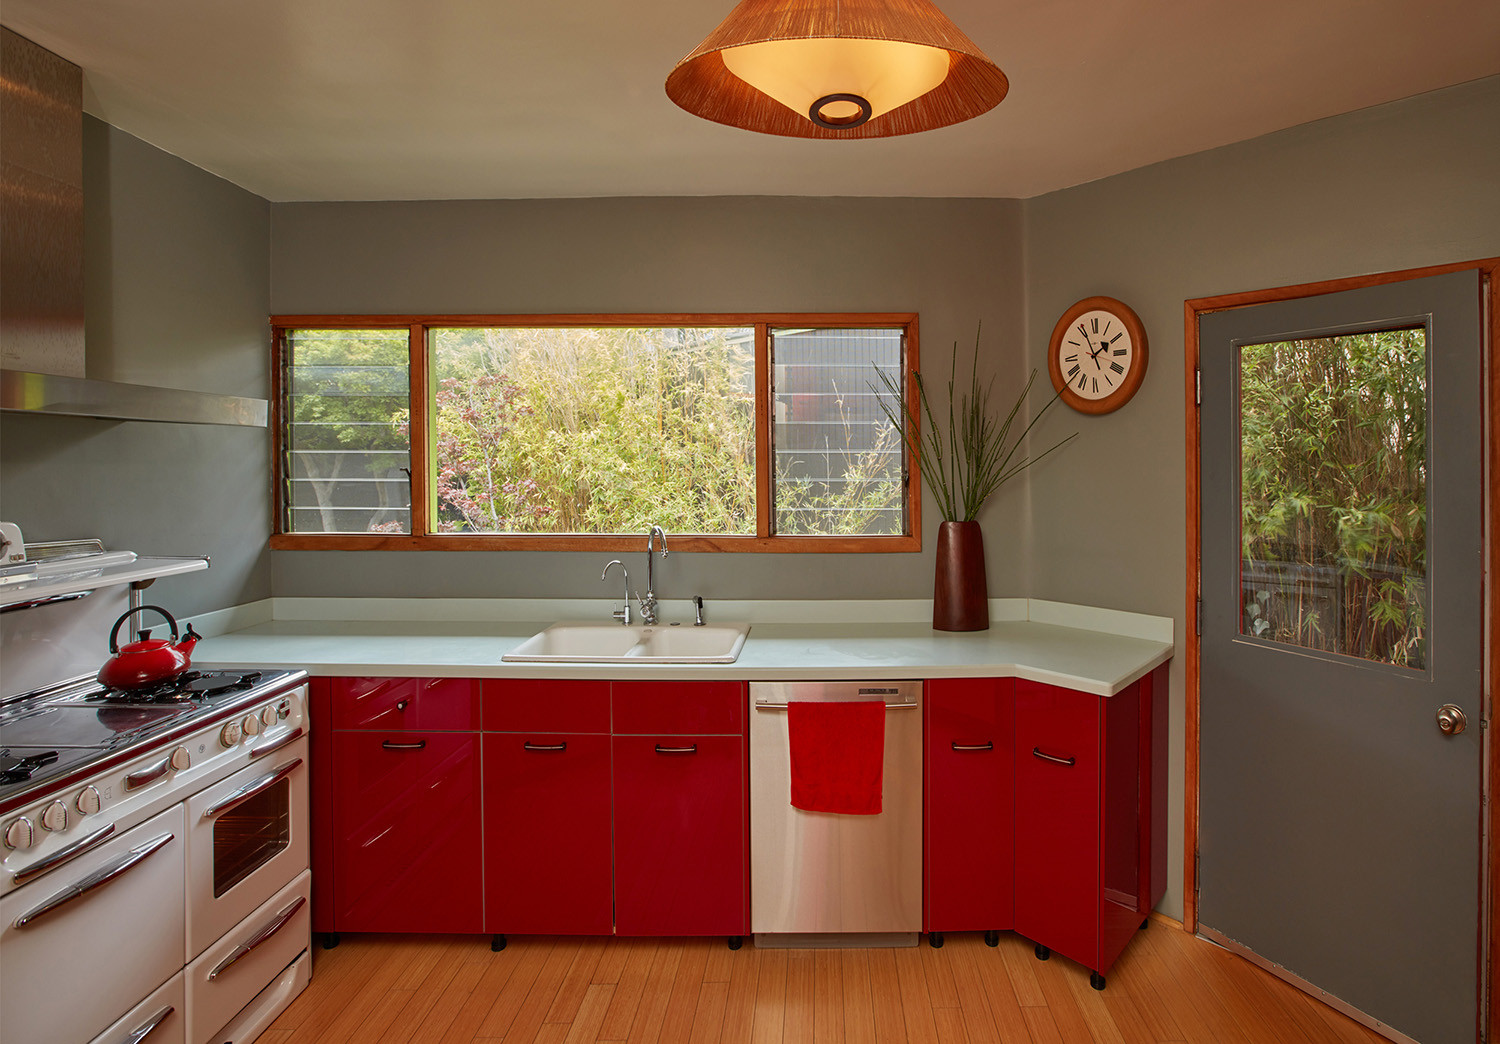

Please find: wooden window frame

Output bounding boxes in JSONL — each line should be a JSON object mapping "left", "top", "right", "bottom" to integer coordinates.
{"left": 269, "top": 313, "right": 922, "bottom": 553}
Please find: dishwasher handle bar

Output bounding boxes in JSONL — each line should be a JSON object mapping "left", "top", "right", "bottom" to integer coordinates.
{"left": 754, "top": 700, "right": 917, "bottom": 710}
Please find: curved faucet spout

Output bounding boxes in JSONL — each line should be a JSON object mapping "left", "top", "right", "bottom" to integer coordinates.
{"left": 601, "top": 559, "right": 632, "bottom": 625}
{"left": 642, "top": 526, "right": 669, "bottom": 625}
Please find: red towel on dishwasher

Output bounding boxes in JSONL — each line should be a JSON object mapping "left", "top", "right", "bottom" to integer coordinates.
{"left": 787, "top": 700, "right": 885, "bottom": 814}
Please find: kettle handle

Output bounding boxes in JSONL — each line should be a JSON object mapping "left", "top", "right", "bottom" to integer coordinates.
{"left": 108, "top": 605, "right": 179, "bottom": 653}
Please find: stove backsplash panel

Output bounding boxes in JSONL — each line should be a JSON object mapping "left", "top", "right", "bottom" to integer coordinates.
{"left": 1, "top": 586, "right": 127, "bottom": 698}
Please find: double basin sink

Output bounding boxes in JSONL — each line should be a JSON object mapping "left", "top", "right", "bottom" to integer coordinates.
{"left": 502, "top": 621, "right": 750, "bottom": 664}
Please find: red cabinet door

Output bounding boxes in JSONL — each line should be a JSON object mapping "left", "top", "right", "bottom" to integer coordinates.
{"left": 612, "top": 681, "right": 745, "bottom": 735}
{"left": 483, "top": 732, "right": 612, "bottom": 935}
{"left": 1014, "top": 680, "right": 1100, "bottom": 969}
{"left": 925, "top": 678, "right": 1014, "bottom": 932}
{"left": 330, "top": 676, "right": 480, "bottom": 731}
{"left": 612, "top": 734, "right": 747, "bottom": 936}
{"left": 330, "top": 730, "right": 482, "bottom": 933}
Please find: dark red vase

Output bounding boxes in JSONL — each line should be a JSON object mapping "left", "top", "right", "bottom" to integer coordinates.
{"left": 933, "top": 520, "right": 989, "bottom": 631}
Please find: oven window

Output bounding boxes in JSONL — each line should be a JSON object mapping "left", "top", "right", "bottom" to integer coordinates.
{"left": 214, "top": 778, "right": 290, "bottom": 897}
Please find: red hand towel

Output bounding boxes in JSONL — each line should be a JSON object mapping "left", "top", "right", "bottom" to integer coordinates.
{"left": 787, "top": 700, "right": 885, "bottom": 814}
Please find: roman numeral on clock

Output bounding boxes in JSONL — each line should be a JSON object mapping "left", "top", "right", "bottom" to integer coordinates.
{"left": 1076, "top": 371, "right": 1088, "bottom": 390}
{"left": 1067, "top": 363, "right": 1081, "bottom": 380}
{"left": 1110, "top": 361, "right": 1124, "bottom": 374}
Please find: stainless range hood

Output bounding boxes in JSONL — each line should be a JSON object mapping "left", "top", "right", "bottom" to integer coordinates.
{"left": 0, "top": 29, "right": 268, "bottom": 429}
{"left": 0, "top": 370, "right": 268, "bottom": 426}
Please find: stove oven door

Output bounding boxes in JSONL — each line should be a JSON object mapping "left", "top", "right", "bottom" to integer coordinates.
{"left": 185, "top": 736, "right": 309, "bottom": 960}
{"left": 0, "top": 804, "right": 185, "bottom": 1044}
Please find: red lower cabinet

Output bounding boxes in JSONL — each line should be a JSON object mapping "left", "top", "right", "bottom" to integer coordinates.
{"left": 613, "top": 734, "right": 748, "bottom": 936}
{"left": 330, "top": 730, "right": 483, "bottom": 933}
{"left": 925, "top": 678, "right": 1014, "bottom": 933}
{"left": 483, "top": 732, "right": 613, "bottom": 935}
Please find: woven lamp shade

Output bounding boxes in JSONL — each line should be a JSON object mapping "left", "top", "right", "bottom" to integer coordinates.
{"left": 665, "top": 0, "right": 1009, "bottom": 139}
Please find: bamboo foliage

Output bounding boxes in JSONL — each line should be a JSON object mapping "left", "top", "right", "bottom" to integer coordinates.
{"left": 874, "top": 326, "right": 1075, "bottom": 522}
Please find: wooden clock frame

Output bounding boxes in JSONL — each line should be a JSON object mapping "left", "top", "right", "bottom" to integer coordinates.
{"left": 1047, "top": 296, "right": 1149, "bottom": 415}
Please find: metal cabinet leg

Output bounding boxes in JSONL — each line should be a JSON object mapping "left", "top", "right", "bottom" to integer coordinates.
{"left": 928, "top": 933, "right": 944, "bottom": 948}
{"left": 491, "top": 934, "right": 507, "bottom": 952}
{"left": 1034, "top": 944, "right": 1050, "bottom": 960}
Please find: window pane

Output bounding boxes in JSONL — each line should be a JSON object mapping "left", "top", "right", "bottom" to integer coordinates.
{"left": 430, "top": 328, "right": 755, "bottom": 535}
{"left": 771, "top": 328, "right": 905, "bottom": 536}
{"left": 1239, "top": 327, "right": 1427, "bottom": 668}
{"left": 285, "top": 329, "right": 411, "bottom": 533}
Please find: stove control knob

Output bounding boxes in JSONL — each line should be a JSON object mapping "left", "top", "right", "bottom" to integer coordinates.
{"left": 242, "top": 713, "right": 262, "bottom": 736}
{"left": 75, "top": 786, "right": 101, "bottom": 816}
{"left": 3, "top": 817, "right": 34, "bottom": 850}
{"left": 220, "top": 721, "right": 243, "bottom": 747}
{"left": 170, "top": 746, "right": 192, "bottom": 771}
{"left": 40, "top": 801, "right": 69, "bottom": 833}
{"left": 261, "top": 706, "right": 278, "bottom": 728}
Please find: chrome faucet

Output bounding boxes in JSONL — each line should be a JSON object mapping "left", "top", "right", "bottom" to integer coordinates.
{"left": 601, "top": 559, "right": 632, "bottom": 625}
{"left": 640, "top": 526, "right": 669, "bottom": 625}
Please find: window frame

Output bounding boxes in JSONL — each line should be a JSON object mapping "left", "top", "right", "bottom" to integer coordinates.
{"left": 270, "top": 313, "right": 922, "bottom": 553}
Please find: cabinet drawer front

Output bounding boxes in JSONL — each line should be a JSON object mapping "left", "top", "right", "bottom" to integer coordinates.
{"left": 330, "top": 676, "right": 480, "bottom": 731}
{"left": 484, "top": 732, "right": 613, "bottom": 934}
{"left": 613, "top": 734, "right": 747, "bottom": 936}
{"left": 331, "top": 731, "right": 482, "bottom": 933}
{"left": 925, "top": 678, "right": 1014, "bottom": 931}
{"left": 612, "top": 681, "right": 745, "bottom": 735}
{"left": 1014, "top": 680, "right": 1100, "bottom": 967}
{"left": 483, "top": 679, "right": 610, "bottom": 733}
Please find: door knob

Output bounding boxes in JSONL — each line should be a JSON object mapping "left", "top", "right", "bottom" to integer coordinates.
{"left": 1436, "top": 704, "right": 1467, "bottom": 735}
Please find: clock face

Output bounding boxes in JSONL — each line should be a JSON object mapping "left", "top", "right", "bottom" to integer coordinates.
{"left": 1057, "top": 309, "right": 1135, "bottom": 401}
{"left": 1047, "top": 297, "right": 1149, "bottom": 415}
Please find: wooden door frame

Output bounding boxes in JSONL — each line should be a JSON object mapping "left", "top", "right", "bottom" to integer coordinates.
{"left": 1183, "top": 257, "right": 1500, "bottom": 1040}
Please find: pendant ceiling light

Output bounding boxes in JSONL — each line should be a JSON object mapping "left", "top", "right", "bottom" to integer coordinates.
{"left": 665, "top": 0, "right": 1009, "bottom": 138}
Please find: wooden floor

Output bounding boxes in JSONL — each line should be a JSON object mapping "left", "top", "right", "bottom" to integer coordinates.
{"left": 262, "top": 920, "right": 1390, "bottom": 1044}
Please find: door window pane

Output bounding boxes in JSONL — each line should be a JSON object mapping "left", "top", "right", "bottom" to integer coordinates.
{"left": 430, "top": 327, "right": 755, "bottom": 535}
{"left": 771, "top": 328, "right": 905, "bottom": 536}
{"left": 1239, "top": 327, "right": 1427, "bottom": 668}
{"left": 285, "top": 329, "right": 411, "bottom": 533}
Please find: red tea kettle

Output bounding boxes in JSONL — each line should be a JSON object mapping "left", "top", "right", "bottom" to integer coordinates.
{"left": 98, "top": 605, "right": 202, "bottom": 690}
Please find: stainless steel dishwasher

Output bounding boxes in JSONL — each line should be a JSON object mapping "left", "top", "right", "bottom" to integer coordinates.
{"left": 749, "top": 680, "right": 923, "bottom": 943}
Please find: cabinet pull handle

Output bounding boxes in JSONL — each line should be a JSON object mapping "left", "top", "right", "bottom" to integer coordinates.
{"left": 1032, "top": 747, "right": 1075, "bottom": 767}
{"left": 951, "top": 741, "right": 993, "bottom": 752}
{"left": 123, "top": 757, "right": 171, "bottom": 792}
{"left": 250, "top": 726, "right": 303, "bottom": 760}
{"left": 655, "top": 744, "right": 697, "bottom": 754}
{"left": 13, "top": 832, "right": 175, "bottom": 928}
{"left": 396, "top": 699, "right": 410, "bottom": 711}
{"left": 381, "top": 740, "right": 426, "bottom": 751}
{"left": 523, "top": 742, "right": 567, "bottom": 752}
{"left": 204, "top": 760, "right": 302, "bottom": 818}
{"left": 208, "top": 895, "right": 307, "bottom": 980}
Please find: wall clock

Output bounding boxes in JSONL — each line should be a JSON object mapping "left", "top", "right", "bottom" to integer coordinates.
{"left": 1047, "top": 296, "right": 1148, "bottom": 414}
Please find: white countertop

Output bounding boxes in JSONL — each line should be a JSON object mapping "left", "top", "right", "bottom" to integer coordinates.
{"left": 191, "top": 598, "right": 1174, "bottom": 697}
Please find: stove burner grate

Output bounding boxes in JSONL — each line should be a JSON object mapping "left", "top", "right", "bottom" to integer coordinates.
{"left": 99, "top": 670, "right": 266, "bottom": 704}
{"left": 0, "top": 749, "right": 60, "bottom": 785}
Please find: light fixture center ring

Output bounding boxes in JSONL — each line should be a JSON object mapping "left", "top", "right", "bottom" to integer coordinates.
{"left": 808, "top": 93, "right": 872, "bottom": 130}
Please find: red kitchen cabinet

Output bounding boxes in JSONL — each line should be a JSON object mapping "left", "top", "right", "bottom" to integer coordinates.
{"left": 329, "top": 729, "right": 483, "bottom": 933}
{"left": 613, "top": 734, "right": 747, "bottom": 936}
{"left": 924, "top": 677, "right": 1014, "bottom": 940}
{"left": 1013, "top": 665, "right": 1167, "bottom": 989}
{"left": 483, "top": 731, "right": 613, "bottom": 936}
{"left": 331, "top": 676, "right": 480, "bottom": 731}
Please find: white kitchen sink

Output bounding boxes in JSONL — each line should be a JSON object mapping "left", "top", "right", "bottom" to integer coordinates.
{"left": 502, "top": 621, "right": 750, "bottom": 663}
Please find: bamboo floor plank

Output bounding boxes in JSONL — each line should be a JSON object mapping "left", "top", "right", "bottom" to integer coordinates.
{"left": 265, "top": 930, "right": 1417, "bottom": 1044}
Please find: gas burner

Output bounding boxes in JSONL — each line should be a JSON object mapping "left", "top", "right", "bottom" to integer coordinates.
{"left": 0, "top": 749, "right": 60, "bottom": 785}
{"left": 98, "top": 670, "right": 267, "bottom": 705}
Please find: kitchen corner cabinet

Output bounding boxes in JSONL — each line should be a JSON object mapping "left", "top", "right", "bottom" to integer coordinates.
{"left": 324, "top": 678, "right": 484, "bottom": 934}
{"left": 924, "top": 677, "right": 1015, "bottom": 940}
{"left": 1013, "top": 665, "right": 1168, "bottom": 987}
{"left": 612, "top": 682, "right": 748, "bottom": 937}
{"left": 482, "top": 680, "right": 613, "bottom": 935}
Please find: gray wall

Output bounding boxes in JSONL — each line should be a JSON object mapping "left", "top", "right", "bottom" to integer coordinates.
{"left": 269, "top": 196, "right": 1035, "bottom": 600}
{"left": 0, "top": 116, "right": 273, "bottom": 613}
{"left": 1021, "top": 75, "right": 1500, "bottom": 919}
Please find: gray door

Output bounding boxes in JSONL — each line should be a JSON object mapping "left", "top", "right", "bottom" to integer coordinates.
{"left": 1199, "top": 270, "right": 1484, "bottom": 1044}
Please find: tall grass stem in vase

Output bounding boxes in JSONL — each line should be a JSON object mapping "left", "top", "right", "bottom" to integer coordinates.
{"left": 874, "top": 326, "right": 1076, "bottom": 630}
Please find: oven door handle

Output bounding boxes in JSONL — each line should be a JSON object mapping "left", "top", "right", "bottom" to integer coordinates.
{"left": 250, "top": 726, "right": 304, "bottom": 760}
{"left": 116, "top": 1003, "right": 175, "bottom": 1044}
{"left": 207, "top": 894, "right": 307, "bottom": 981}
{"left": 12, "top": 831, "right": 175, "bottom": 928}
{"left": 11, "top": 822, "right": 116, "bottom": 884}
{"left": 202, "top": 759, "right": 303, "bottom": 820}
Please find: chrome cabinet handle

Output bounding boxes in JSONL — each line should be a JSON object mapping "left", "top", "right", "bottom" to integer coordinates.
{"left": 14, "top": 832, "right": 174, "bottom": 928}
{"left": 655, "top": 744, "right": 697, "bottom": 754}
{"left": 951, "top": 741, "right": 993, "bottom": 752}
{"left": 523, "top": 742, "right": 566, "bottom": 752}
{"left": 124, "top": 757, "right": 171, "bottom": 792}
{"left": 381, "top": 740, "right": 426, "bottom": 751}
{"left": 117, "top": 1003, "right": 175, "bottom": 1044}
{"left": 203, "top": 759, "right": 302, "bottom": 819}
{"left": 208, "top": 895, "right": 307, "bottom": 980}
{"left": 11, "top": 822, "right": 116, "bottom": 884}
{"left": 1032, "top": 747, "right": 1076, "bottom": 767}
{"left": 250, "top": 726, "right": 303, "bottom": 760}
